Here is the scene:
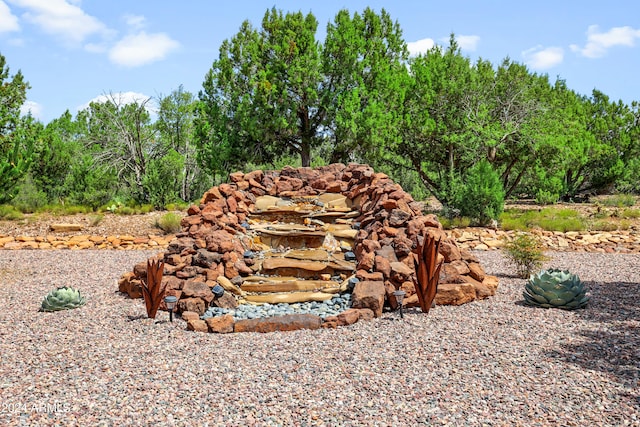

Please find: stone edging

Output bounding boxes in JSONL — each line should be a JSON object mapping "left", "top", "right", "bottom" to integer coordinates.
{"left": 3, "top": 229, "right": 640, "bottom": 253}
{"left": 448, "top": 228, "right": 640, "bottom": 253}
{"left": 0, "top": 234, "right": 175, "bottom": 250}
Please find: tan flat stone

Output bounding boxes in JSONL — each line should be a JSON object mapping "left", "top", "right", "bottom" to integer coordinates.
{"left": 262, "top": 257, "right": 354, "bottom": 272}
{"left": 281, "top": 248, "right": 331, "bottom": 261}
{"left": 262, "top": 257, "right": 328, "bottom": 271}
{"left": 216, "top": 276, "right": 246, "bottom": 296}
{"left": 254, "top": 195, "right": 282, "bottom": 211}
{"left": 251, "top": 221, "right": 313, "bottom": 231}
{"left": 244, "top": 291, "right": 334, "bottom": 304}
{"left": 317, "top": 193, "right": 351, "bottom": 209}
{"left": 242, "top": 279, "right": 341, "bottom": 293}
{"left": 50, "top": 223, "right": 84, "bottom": 232}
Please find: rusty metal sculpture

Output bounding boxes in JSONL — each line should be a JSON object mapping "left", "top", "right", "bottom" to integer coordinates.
{"left": 141, "top": 258, "right": 166, "bottom": 319}
{"left": 413, "top": 231, "right": 443, "bottom": 314}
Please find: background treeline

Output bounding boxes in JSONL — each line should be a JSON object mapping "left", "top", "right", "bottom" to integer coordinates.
{"left": 1, "top": 8, "right": 639, "bottom": 224}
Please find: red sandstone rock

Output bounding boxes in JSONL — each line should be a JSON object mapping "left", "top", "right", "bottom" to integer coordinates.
{"left": 234, "top": 314, "right": 322, "bottom": 333}
{"left": 181, "top": 311, "right": 200, "bottom": 322}
{"left": 384, "top": 281, "right": 398, "bottom": 310}
{"left": 181, "top": 280, "right": 214, "bottom": 303}
{"left": 374, "top": 255, "right": 391, "bottom": 279}
{"left": 435, "top": 283, "right": 476, "bottom": 306}
{"left": 118, "top": 272, "right": 135, "bottom": 293}
{"left": 449, "top": 259, "right": 471, "bottom": 276}
{"left": 211, "top": 292, "right": 238, "bottom": 309}
{"left": 479, "top": 275, "right": 499, "bottom": 298}
{"left": 439, "top": 264, "right": 468, "bottom": 284}
{"left": 439, "top": 241, "right": 461, "bottom": 262}
{"left": 356, "top": 270, "right": 384, "bottom": 282}
{"left": 467, "top": 262, "right": 486, "bottom": 282}
{"left": 205, "top": 230, "right": 235, "bottom": 253}
{"left": 178, "top": 297, "right": 205, "bottom": 315}
{"left": 206, "top": 314, "right": 235, "bottom": 333}
{"left": 390, "top": 261, "right": 413, "bottom": 281}
{"left": 336, "top": 309, "right": 360, "bottom": 326}
{"left": 355, "top": 308, "right": 375, "bottom": 321}
{"left": 357, "top": 251, "right": 375, "bottom": 271}
{"left": 133, "top": 261, "right": 147, "bottom": 278}
{"left": 321, "top": 317, "right": 339, "bottom": 329}
{"left": 187, "top": 319, "right": 208, "bottom": 332}
{"left": 351, "top": 281, "right": 385, "bottom": 317}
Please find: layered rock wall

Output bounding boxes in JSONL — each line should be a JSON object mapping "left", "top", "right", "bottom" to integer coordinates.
{"left": 119, "top": 163, "right": 498, "bottom": 323}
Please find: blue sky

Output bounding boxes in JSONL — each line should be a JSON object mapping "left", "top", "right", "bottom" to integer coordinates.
{"left": 1, "top": 0, "right": 639, "bottom": 123}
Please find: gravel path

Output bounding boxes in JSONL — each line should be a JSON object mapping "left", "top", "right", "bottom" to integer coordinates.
{"left": 0, "top": 250, "right": 638, "bottom": 426}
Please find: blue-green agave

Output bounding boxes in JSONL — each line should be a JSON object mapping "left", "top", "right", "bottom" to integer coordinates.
{"left": 523, "top": 269, "right": 589, "bottom": 310}
{"left": 40, "top": 286, "right": 86, "bottom": 312}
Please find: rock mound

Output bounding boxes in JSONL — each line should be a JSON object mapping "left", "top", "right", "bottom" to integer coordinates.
{"left": 119, "top": 163, "right": 498, "bottom": 332}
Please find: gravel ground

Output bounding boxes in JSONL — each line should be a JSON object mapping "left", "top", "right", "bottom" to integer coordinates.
{"left": 0, "top": 250, "right": 638, "bottom": 426}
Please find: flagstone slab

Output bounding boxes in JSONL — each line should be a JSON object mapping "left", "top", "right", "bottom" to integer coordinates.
{"left": 244, "top": 291, "right": 334, "bottom": 304}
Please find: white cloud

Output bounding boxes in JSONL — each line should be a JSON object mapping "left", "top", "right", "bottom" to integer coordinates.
{"left": 0, "top": 0, "right": 19, "bottom": 32}
{"left": 20, "top": 100, "right": 43, "bottom": 119}
{"left": 124, "top": 14, "right": 146, "bottom": 30}
{"left": 78, "top": 91, "right": 152, "bottom": 112}
{"left": 522, "top": 45, "right": 564, "bottom": 70}
{"left": 570, "top": 25, "right": 640, "bottom": 58}
{"left": 8, "top": 0, "right": 111, "bottom": 44}
{"left": 407, "top": 37, "right": 435, "bottom": 56}
{"left": 108, "top": 31, "right": 179, "bottom": 67}
{"left": 455, "top": 34, "right": 480, "bottom": 51}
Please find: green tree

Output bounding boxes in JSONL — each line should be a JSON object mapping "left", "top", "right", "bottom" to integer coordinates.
{"left": 78, "top": 94, "right": 157, "bottom": 202}
{"left": 198, "top": 8, "right": 324, "bottom": 169}
{"left": 62, "top": 153, "right": 116, "bottom": 209}
{"left": 27, "top": 111, "right": 83, "bottom": 202}
{"left": 156, "top": 86, "right": 209, "bottom": 201}
{"left": 397, "top": 36, "right": 478, "bottom": 205}
{"left": 322, "top": 7, "right": 409, "bottom": 163}
{"left": 0, "top": 53, "right": 34, "bottom": 202}
{"left": 583, "top": 90, "right": 637, "bottom": 193}
{"left": 197, "top": 7, "right": 409, "bottom": 173}
{"left": 455, "top": 159, "right": 505, "bottom": 225}
{"left": 142, "top": 149, "right": 183, "bottom": 208}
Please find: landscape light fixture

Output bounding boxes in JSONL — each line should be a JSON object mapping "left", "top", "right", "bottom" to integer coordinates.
{"left": 164, "top": 296, "right": 177, "bottom": 322}
{"left": 393, "top": 290, "right": 406, "bottom": 319}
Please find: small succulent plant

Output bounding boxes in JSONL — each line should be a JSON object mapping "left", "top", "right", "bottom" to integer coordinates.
{"left": 523, "top": 269, "right": 589, "bottom": 310}
{"left": 40, "top": 286, "right": 87, "bottom": 312}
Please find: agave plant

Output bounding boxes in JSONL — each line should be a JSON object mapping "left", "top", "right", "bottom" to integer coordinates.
{"left": 40, "top": 286, "right": 86, "bottom": 312}
{"left": 523, "top": 269, "right": 589, "bottom": 310}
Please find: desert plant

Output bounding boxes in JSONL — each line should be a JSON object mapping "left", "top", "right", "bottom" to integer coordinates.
{"left": 534, "top": 189, "right": 559, "bottom": 205}
{"left": 500, "top": 208, "right": 585, "bottom": 232}
{"left": 621, "top": 208, "right": 640, "bottom": 219}
{"left": 439, "top": 216, "right": 471, "bottom": 229}
{"left": 454, "top": 160, "right": 505, "bottom": 226}
{"left": 503, "top": 233, "right": 548, "bottom": 278}
{"left": 0, "top": 204, "right": 23, "bottom": 220}
{"left": 155, "top": 212, "right": 183, "bottom": 234}
{"left": 601, "top": 194, "right": 636, "bottom": 208}
{"left": 88, "top": 214, "right": 104, "bottom": 226}
{"left": 40, "top": 286, "right": 86, "bottom": 312}
{"left": 523, "top": 269, "right": 589, "bottom": 310}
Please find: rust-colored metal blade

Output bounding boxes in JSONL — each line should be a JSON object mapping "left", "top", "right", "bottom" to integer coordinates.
{"left": 412, "top": 230, "right": 443, "bottom": 314}
{"left": 423, "top": 234, "right": 442, "bottom": 313}
{"left": 142, "top": 259, "right": 166, "bottom": 319}
{"left": 413, "top": 250, "right": 427, "bottom": 312}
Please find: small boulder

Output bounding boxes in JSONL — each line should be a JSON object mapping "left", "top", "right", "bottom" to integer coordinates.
{"left": 234, "top": 314, "right": 322, "bottom": 333}
{"left": 351, "top": 281, "right": 385, "bottom": 317}
{"left": 205, "top": 314, "right": 235, "bottom": 333}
